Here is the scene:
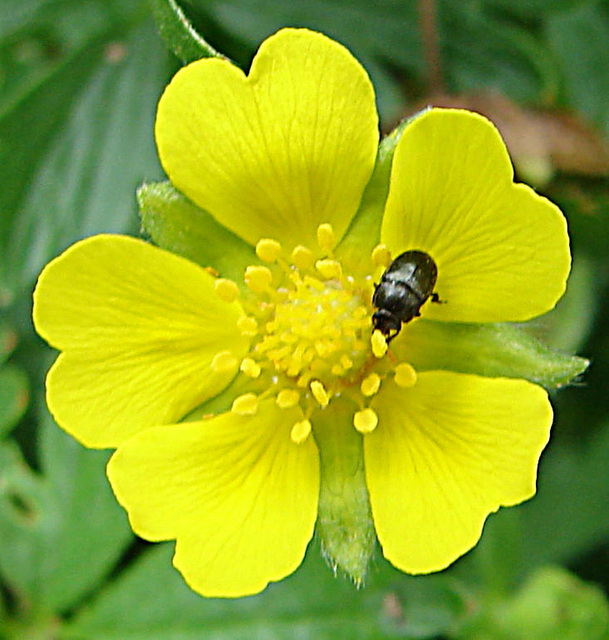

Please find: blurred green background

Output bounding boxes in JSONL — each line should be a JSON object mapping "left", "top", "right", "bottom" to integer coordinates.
{"left": 1, "top": 0, "right": 609, "bottom": 638}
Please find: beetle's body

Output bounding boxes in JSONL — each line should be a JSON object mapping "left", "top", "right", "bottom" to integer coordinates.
{"left": 372, "top": 250, "right": 439, "bottom": 340}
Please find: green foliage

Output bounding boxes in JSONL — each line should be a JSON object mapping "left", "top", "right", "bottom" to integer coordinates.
{"left": 1, "top": 0, "right": 609, "bottom": 638}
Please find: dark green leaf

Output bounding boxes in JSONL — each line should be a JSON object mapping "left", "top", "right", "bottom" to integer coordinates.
{"left": 1, "top": 20, "right": 168, "bottom": 303}
{"left": 149, "top": 0, "right": 226, "bottom": 62}
{"left": 0, "top": 408, "right": 132, "bottom": 615}
{"left": 0, "top": 366, "right": 29, "bottom": 439}
{"left": 66, "top": 542, "right": 466, "bottom": 640}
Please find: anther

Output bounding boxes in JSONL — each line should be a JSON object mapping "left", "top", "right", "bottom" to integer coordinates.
{"left": 240, "top": 358, "right": 261, "bottom": 378}
{"left": 244, "top": 265, "right": 273, "bottom": 293}
{"left": 394, "top": 362, "right": 417, "bottom": 388}
{"left": 291, "top": 419, "right": 312, "bottom": 444}
{"left": 371, "top": 244, "right": 391, "bottom": 268}
{"left": 214, "top": 278, "right": 240, "bottom": 303}
{"left": 315, "top": 259, "right": 342, "bottom": 280}
{"left": 211, "top": 351, "right": 238, "bottom": 372}
{"left": 371, "top": 330, "right": 388, "bottom": 358}
{"left": 276, "top": 388, "right": 300, "bottom": 409}
{"left": 291, "top": 245, "right": 314, "bottom": 271}
{"left": 317, "top": 223, "right": 336, "bottom": 253}
{"left": 361, "top": 373, "right": 381, "bottom": 397}
{"left": 310, "top": 380, "right": 329, "bottom": 407}
{"left": 256, "top": 238, "right": 282, "bottom": 263}
{"left": 231, "top": 393, "right": 259, "bottom": 416}
{"left": 237, "top": 316, "right": 258, "bottom": 336}
{"left": 353, "top": 408, "right": 378, "bottom": 434}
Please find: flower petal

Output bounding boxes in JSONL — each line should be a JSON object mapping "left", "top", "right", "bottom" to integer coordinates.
{"left": 33, "top": 235, "right": 248, "bottom": 448}
{"left": 155, "top": 28, "right": 379, "bottom": 249}
{"left": 381, "top": 108, "right": 570, "bottom": 322}
{"left": 107, "top": 399, "right": 319, "bottom": 597}
{"left": 365, "top": 371, "right": 552, "bottom": 574}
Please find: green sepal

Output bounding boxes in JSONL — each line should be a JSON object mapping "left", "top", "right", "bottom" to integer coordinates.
{"left": 338, "top": 109, "right": 430, "bottom": 274}
{"left": 312, "top": 401, "right": 375, "bottom": 586}
{"left": 149, "top": 0, "right": 226, "bottom": 64}
{"left": 395, "top": 319, "right": 588, "bottom": 389}
{"left": 138, "top": 181, "right": 256, "bottom": 282}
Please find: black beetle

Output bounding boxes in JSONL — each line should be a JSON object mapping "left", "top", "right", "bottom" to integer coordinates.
{"left": 372, "top": 250, "right": 440, "bottom": 340}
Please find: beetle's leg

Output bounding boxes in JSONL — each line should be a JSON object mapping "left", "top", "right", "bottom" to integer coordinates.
{"left": 431, "top": 292, "right": 445, "bottom": 304}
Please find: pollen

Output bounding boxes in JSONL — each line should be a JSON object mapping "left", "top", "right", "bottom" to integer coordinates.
{"left": 235, "top": 234, "right": 401, "bottom": 439}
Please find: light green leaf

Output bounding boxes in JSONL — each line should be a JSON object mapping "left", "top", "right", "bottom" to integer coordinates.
{"left": 138, "top": 181, "right": 256, "bottom": 281}
{"left": 396, "top": 320, "right": 588, "bottom": 389}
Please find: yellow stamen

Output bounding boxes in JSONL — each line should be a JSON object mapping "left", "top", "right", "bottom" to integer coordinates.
{"left": 310, "top": 380, "right": 329, "bottom": 407}
{"left": 245, "top": 265, "right": 273, "bottom": 293}
{"left": 211, "top": 350, "right": 238, "bottom": 372}
{"left": 394, "top": 362, "right": 417, "bottom": 388}
{"left": 353, "top": 408, "right": 378, "bottom": 434}
{"left": 291, "top": 419, "right": 312, "bottom": 444}
{"left": 237, "top": 316, "right": 258, "bottom": 336}
{"left": 360, "top": 373, "right": 381, "bottom": 397}
{"left": 231, "top": 393, "right": 259, "bottom": 416}
{"left": 214, "top": 278, "right": 239, "bottom": 302}
{"left": 256, "top": 238, "right": 282, "bottom": 263}
{"left": 276, "top": 388, "right": 300, "bottom": 408}
{"left": 240, "top": 358, "right": 261, "bottom": 378}
{"left": 291, "top": 245, "right": 314, "bottom": 271}
{"left": 315, "top": 259, "right": 342, "bottom": 280}
{"left": 371, "top": 243, "right": 391, "bottom": 268}
{"left": 371, "top": 330, "right": 388, "bottom": 358}
{"left": 317, "top": 223, "right": 336, "bottom": 253}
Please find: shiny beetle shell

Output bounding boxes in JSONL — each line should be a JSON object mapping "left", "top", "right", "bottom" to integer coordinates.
{"left": 372, "top": 250, "right": 439, "bottom": 340}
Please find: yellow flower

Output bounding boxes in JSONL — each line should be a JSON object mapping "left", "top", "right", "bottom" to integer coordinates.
{"left": 32, "top": 28, "right": 570, "bottom": 597}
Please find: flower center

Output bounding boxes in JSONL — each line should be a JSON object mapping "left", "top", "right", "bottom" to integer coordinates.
{"left": 212, "top": 223, "right": 418, "bottom": 442}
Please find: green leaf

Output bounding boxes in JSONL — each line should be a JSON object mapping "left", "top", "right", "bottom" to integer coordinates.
{"left": 0, "top": 324, "right": 18, "bottom": 366}
{"left": 138, "top": 181, "right": 256, "bottom": 281}
{"left": 546, "top": 3, "right": 609, "bottom": 133}
{"left": 149, "top": 0, "right": 226, "bottom": 62}
{"left": 396, "top": 319, "right": 588, "bottom": 389}
{"left": 66, "top": 542, "right": 466, "bottom": 640}
{"left": 0, "top": 408, "right": 133, "bottom": 615}
{"left": 0, "top": 366, "right": 29, "bottom": 439}
{"left": 0, "top": 19, "right": 168, "bottom": 303}
{"left": 519, "top": 422, "right": 609, "bottom": 567}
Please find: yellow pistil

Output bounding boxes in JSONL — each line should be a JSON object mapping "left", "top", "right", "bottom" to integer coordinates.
{"left": 237, "top": 316, "right": 258, "bottom": 336}
{"left": 394, "top": 362, "right": 417, "bottom": 387}
{"left": 290, "top": 419, "right": 312, "bottom": 444}
{"left": 240, "top": 358, "right": 261, "bottom": 378}
{"left": 211, "top": 350, "right": 238, "bottom": 372}
{"left": 276, "top": 389, "right": 300, "bottom": 408}
{"left": 371, "top": 243, "right": 391, "bottom": 268}
{"left": 353, "top": 408, "right": 378, "bottom": 433}
{"left": 214, "top": 278, "right": 240, "bottom": 302}
{"left": 360, "top": 373, "right": 381, "bottom": 397}
{"left": 256, "top": 238, "right": 282, "bottom": 263}
{"left": 317, "top": 223, "right": 335, "bottom": 253}
{"left": 310, "top": 380, "right": 330, "bottom": 407}
{"left": 244, "top": 265, "right": 273, "bottom": 293}
{"left": 231, "top": 393, "right": 259, "bottom": 416}
{"left": 371, "top": 330, "right": 388, "bottom": 358}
